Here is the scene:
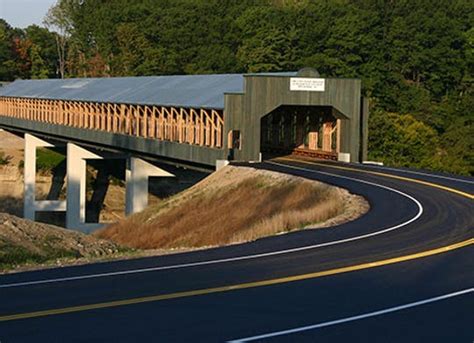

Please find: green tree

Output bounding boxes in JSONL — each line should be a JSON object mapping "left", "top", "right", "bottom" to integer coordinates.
{"left": 7, "top": 0, "right": 465, "bottom": 175}
{"left": 44, "top": 0, "right": 79, "bottom": 78}
{"left": 236, "top": 6, "right": 301, "bottom": 72}
{"left": 432, "top": 118, "right": 474, "bottom": 175}
{"left": 465, "top": 27, "right": 474, "bottom": 80}
{"left": 386, "top": 1, "right": 467, "bottom": 98}
{"left": 30, "top": 45, "right": 49, "bottom": 79}
{"left": 368, "top": 111, "right": 440, "bottom": 169}
{"left": 0, "top": 19, "right": 16, "bottom": 81}
{"left": 25, "top": 25, "right": 58, "bottom": 78}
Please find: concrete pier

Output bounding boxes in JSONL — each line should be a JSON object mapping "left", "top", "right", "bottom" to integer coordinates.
{"left": 24, "top": 135, "right": 174, "bottom": 233}
{"left": 23, "top": 134, "right": 66, "bottom": 220}
{"left": 125, "top": 157, "right": 174, "bottom": 215}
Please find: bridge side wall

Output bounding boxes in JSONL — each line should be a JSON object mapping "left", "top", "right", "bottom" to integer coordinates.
{"left": 0, "top": 116, "right": 226, "bottom": 167}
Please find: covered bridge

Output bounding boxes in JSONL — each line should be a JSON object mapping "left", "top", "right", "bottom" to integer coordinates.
{"left": 0, "top": 68, "right": 369, "bottom": 168}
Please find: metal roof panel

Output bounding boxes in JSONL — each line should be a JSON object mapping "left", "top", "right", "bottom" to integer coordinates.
{"left": 0, "top": 73, "right": 297, "bottom": 109}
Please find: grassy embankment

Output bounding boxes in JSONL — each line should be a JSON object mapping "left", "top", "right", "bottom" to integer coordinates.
{"left": 97, "top": 166, "right": 368, "bottom": 250}
{"left": 0, "top": 143, "right": 368, "bottom": 271}
{"left": 0, "top": 213, "right": 130, "bottom": 272}
{"left": 0, "top": 146, "right": 130, "bottom": 272}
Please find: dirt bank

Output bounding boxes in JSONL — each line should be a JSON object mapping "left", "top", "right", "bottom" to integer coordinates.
{"left": 0, "top": 213, "right": 131, "bottom": 273}
{"left": 97, "top": 165, "right": 369, "bottom": 249}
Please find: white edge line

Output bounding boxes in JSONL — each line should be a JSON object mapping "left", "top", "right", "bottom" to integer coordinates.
{"left": 227, "top": 288, "right": 474, "bottom": 342}
{"left": 0, "top": 162, "right": 423, "bottom": 289}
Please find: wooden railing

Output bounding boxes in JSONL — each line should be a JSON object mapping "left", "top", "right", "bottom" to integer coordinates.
{"left": 0, "top": 96, "right": 224, "bottom": 148}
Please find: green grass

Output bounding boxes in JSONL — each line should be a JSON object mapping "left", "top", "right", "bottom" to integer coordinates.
{"left": 17, "top": 148, "right": 65, "bottom": 172}
{"left": 0, "top": 150, "right": 12, "bottom": 166}
{"left": 0, "top": 237, "right": 134, "bottom": 272}
{"left": 36, "top": 148, "right": 65, "bottom": 172}
{"left": 0, "top": 241, "right": 79, "bottom": 271}
{"left": 0, "top": 245, "right": 45, "bottom": 268}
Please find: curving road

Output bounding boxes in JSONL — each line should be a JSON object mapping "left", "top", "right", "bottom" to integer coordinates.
{"left": 0, "top": 158, "right": 472, "bottom": 342}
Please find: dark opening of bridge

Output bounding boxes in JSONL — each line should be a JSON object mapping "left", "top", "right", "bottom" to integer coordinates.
{"left": 260, "top": 105, "right": 344, "bottom": 160}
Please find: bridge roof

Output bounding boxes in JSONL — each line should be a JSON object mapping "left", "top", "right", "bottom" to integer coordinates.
{"left": 0, "top": 72, "right": 296, "bottom": 109}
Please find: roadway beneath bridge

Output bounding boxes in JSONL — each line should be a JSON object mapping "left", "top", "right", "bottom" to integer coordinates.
{"left": 0, "top": 159, "right": 472, "bottom": 342}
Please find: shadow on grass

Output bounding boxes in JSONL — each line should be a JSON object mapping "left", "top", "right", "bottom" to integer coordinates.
{"left": 0, "top": 196, "right": 66, "bottom": 227}
{"left": 0, "top": 196, "right": 23, "bottom": 217}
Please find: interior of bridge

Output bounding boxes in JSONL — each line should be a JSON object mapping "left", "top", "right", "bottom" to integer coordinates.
{"left": 260, "top": 105, "right": 342, "bottom": 160}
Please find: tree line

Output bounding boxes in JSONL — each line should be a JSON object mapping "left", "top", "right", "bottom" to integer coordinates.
{"left": 0, "top": 0, "right": 472, "bottom": 175}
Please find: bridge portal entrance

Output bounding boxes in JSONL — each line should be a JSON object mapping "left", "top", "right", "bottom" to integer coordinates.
{"left": 260, "top": 105, "right": 343, "bottom": 160}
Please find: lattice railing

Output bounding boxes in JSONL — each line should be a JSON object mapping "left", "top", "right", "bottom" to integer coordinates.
{"left": 0, "top": 97, "right": 224, "bottom": 148}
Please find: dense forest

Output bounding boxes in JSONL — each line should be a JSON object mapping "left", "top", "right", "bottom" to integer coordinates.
{"left": 0, "top": 0, "right": 472, "bottom": 175}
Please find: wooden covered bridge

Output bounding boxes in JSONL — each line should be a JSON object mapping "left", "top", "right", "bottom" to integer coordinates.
{"left": 0, "top": 68, "right": 368, "bottom": 231}
{"left": 0, "top": 68, "right": 368, "bottom": 166}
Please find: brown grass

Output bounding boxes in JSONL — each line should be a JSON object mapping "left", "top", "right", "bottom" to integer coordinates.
{"left": 96, "top": 166, "right": 368, "bottom": 250}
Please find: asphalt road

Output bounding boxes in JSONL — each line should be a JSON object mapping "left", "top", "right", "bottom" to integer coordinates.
{"left": 0, "top": 158, "right": 472, "bottom": 342}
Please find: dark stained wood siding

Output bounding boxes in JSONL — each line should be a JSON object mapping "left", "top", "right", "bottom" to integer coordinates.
{"left": 224, "top": 74, "right": 366, "bottom": 162}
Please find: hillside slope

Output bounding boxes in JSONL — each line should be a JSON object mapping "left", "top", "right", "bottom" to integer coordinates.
{"left": 97, "top": 166, "right": 368, "bottom": 249}
{"left": 0, "top": 213, "right": 125, "bottom": 272}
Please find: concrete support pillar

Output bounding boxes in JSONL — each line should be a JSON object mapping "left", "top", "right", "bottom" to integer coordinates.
{"left": 66, "top": 143, "right": 103, "bottom": 233}
{"left": 23, "top": 134, "right": 66, "bottom": 220}
{"left": 25, "top": 139, "right": 174, "bottom": 232}
{"left": 125, "top": 157, "right": 174, "bottom": 215}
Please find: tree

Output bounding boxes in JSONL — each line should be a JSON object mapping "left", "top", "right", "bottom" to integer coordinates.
{"left": 25, "top": 25, "right": 57, "bottom": 78}
{"left": 43, "top": 0, "right": 78, "bottom": 78}
{"left": 436, "top": 117, "right": 474, "bottom": 175}
{"left": 10, "top": 0, "right": 465, "bottom": 175}
{"left": 387, "top": 1, "right": 467, "bottom": 98}
{"left": 113, "top": 23, "right": 149, "bottom": 76}
{"left": 0, "top": 19, "right": 16, "bottom": 81}
{"left": 12, "top": 36, "right": 32, "bottom": 79}
{"left": 30, "top": 45, "right": 49, "bottom": 79}
{"left": 466, "top": 27, "right": 474, "bottom": 80}
{"left": 368, "top": 111, "right": 440, "bottom": 169}
{"left": 236, "top": 6, "right": 301, "bottom": 72}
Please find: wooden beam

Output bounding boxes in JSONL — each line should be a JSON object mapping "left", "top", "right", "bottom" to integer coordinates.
{"left": 149, "top": 106, "right": 156, "bottom": 139}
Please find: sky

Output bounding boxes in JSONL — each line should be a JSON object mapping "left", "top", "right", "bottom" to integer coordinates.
{"left": 0, "top": 0, "right": 57, "bottom": 29}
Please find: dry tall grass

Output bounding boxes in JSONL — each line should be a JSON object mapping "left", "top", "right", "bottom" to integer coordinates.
{"left": 96, "top": 166, "right": 368, "bottom": 250}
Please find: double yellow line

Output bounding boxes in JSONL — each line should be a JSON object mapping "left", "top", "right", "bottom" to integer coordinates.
{"left": 1, "top": 160, "right": 472, "bottom": 322}
{"left": 276, "top": 157, "right": 474, "bottom": 200}
{"left": 1, "top": 238, "right": 472, "bottom": 322}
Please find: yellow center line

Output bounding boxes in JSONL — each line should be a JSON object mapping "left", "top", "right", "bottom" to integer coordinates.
{"left": 1, "top": 238, "right": 472, "bottom": 322}
{"left": 276, "top": 157, "right": 474, "bottom": 200}
{"left": 1, "top": 158, "right": 472, "bottom": 322}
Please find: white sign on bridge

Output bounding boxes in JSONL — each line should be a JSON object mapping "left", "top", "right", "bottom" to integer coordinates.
{"left": 290, "top": 78, "right": 325, "bottom": 92}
